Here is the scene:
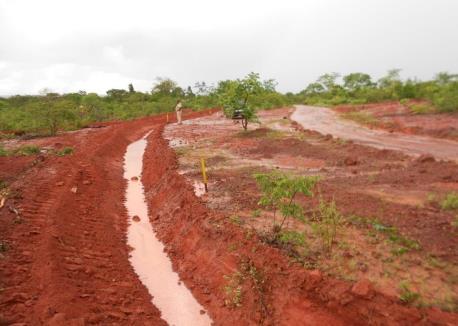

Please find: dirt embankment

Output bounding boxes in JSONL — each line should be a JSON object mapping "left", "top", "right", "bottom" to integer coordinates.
{"left": 142, "top": 123, "right": 457, "bottom": 325}
{"left": 0, "top": 117, "right": 170, "bottom": 324}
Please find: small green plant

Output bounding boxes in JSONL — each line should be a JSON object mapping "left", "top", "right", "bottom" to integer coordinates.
{"left": 254, "top": 171, "right": 318, "bottom": 240}
{"left": 0, "top": 146, "right": 8, "bottom": 157}
{"left": 312, "top": 199, "right": 342, "bottom": 252}
{"left": 227, "top": 243, "right": 238, "bottom": 252}
{"left": 409, "top": 103, "right": 435, "bottom": 115}
{"left": 342, "top": 111, "right": 379, "bottom": 126}
{"left": 0, "top": 145, "right": 41, "bottom": 156}
{"left": 452, "top": 216, "right": 458, "bottom": 228}
{"left": 427, "top": 192, "right": 437, "bottom": 203}
{"left": 441, "top": 192, "right": 458, "bottom": 211}
{"left": 223, "top": 271, "right": 243, "bottom": 307}
{"left": 278, "top": 230, "right": 307, "bottom": 247}
{"left": 252, "top": 209, "right": 261, "bottom": 218}
{"left": 14, "top": 145, "right": 41, "bottom": 156}
{"left": 55, "top": 147, "right": 74, "bottom": 156}
{"left": 399, "top": 281, "right": 420, "bottom": 304}
{"left": 229, "top": 215, "right": 243, "bottom": 225}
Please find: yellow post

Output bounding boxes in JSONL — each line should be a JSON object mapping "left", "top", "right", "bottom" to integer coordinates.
{"left": 166, "top": 113, "right": 169, "bottom": 123}
{"left": 200, "top": 158, "right": 208, "bottom": 192}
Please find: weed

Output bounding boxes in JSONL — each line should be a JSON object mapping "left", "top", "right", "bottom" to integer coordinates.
{"left": 426, "top": 255, "right": 447, "bottom": 269}
{"left": 278, "top": 230, "right": 306, "bottom": 247}
{"left": 14, "top": 145, "right": 41, "bottom": 156}
{"left": 55, "top": 147, "right": 73, "bottom": 156}
{"left": 228, "top": 243, "right": 238, "bottom": 252}
{"left": 0, "top": 145, "right": 41, "bottom": 156}
{"left": 0, "top": 146, "right": 7, "bottom": 157}
{"left": 427, "top": 192, "right": 437, "bottom": 203}
{"left": 399, "top": 281, "right": 420, "bottom": 304}
{"left": 335, "top": 138, "right": 348, "bottom": 146}
{"left": 174, "top": 146, "right": 191, "bottom": 157}
{"left": 452, "top": 216, "right": 458, "bottom": 228}
{"left": 441, "top": 192, "right": 458, "bottom": 211}
{"left": 391, "top": 246, "right": 409, "bottom": 256}
{"left": 312, "top": 199, "right": 342, "bottom": 252}
{"left": 342, "top": 111, "right": 379, "bottom": 127}
{"left": 223, "top": 272, "right": 243, "bottom": 307}
{"left": 229, "top": 215, "right": 243, "bottom": 225}
{"left": 252, "top": 209, "right": 261, "bottom": 218}
{"left": 371, "top": 220, "right": 421, "bottom": 252}
{"left": 409, "top": 103, "right": 435, "bottom": 115}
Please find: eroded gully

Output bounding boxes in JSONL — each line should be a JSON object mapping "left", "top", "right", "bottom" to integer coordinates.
{"left": 123, "top": 131, "right": 212, "bottom": 326}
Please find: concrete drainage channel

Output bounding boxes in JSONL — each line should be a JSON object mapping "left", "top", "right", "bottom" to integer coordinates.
{"left": 123, "top": 131, "right": 212, "bottom": 326}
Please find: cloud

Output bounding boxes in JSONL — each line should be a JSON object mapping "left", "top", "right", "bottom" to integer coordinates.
{"left": 0, "top": 0, "right": 457, "bottom": 95}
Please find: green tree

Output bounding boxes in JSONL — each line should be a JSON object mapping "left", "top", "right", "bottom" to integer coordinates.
{"left": 106, "top": 89, "right": 128, "bottom": 100}
{"left": 343, "top": 73, "right": 374, "bottom": 92}
{"left": 128, "top": 83, "right": 135, "bottom": 93}
{"left": 152, "top": 77, "right": 179, "bottom": 95}
{"left": 216, "top": 72, "right": 270, "bottom": 129}
{"left": 317, "top": 73, "right": 340, "bottom": 92}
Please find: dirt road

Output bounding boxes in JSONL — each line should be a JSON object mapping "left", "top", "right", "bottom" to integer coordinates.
{"left": 291, "top": 105, "right": 458, "bottom": 162}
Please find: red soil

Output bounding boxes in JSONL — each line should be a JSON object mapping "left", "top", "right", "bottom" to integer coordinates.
{"left": 142, "top": 125, "right": 457, "bottom": 325}
{"left": 335, "top": 101, "right": 458, "bottom": 140}
{"left": 1, "top": 109, "right": 456, "bottom": 325}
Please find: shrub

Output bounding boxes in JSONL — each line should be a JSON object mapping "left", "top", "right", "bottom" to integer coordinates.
{"left": 55, "top": 147, "right": 74, "bottom": 156}
{"left": 14, "top": 145, "right": 41, "bottom": 156}
{"left": 254, "top": 172, "right": 318, "bottom": 239}
{"left": 441, "top": 192, "right": 458, "bottom": 210}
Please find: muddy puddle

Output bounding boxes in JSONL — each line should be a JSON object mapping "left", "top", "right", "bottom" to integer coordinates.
{"left": 123, "top": 132, "right": 212, "bottom": 326}
{"left": 292, "top": 105, "right": 458, "bottom": 162}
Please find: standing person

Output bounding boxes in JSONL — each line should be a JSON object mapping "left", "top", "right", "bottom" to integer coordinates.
{"left": 175, "top": 99, "right": 183, "bottom": 125}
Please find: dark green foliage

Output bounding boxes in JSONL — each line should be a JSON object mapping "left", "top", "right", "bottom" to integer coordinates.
{"left": 1, "top": 75, "right": 290, "bottom": 137}
{"left": 297, "top": 70, "right": 458, "bottom": 112}
{"left": 216, "top": 72, "right": 289, "bottom": 125}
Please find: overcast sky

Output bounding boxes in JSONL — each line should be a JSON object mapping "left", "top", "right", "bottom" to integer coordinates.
{"left": 0, "top": 0, "right": 457, "bottom": 95}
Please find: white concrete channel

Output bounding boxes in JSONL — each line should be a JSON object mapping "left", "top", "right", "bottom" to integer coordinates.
{"left": 123, "top": 131, "right": 212, "bottom": 326}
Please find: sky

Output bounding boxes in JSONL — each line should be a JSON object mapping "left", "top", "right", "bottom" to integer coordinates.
{"left": 0, "top": 0, "right": 457, "bottom": 95}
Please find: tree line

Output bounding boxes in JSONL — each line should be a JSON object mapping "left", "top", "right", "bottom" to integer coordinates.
{"left": 0, "top": 70, "right": 456, "bottom": 137}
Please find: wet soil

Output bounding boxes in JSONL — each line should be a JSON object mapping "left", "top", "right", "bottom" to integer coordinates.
{"left": 335, "top": 101, "right": 458, "bottom": 141}
{"left": 292, "top": 105, "right": 458, "bottom": 162}
{"left": 1, "top": 107, "right": 457, "bottom": 325}
{"left": 0, "top": 110, "right": 208, "bottom": 325}
{"left": 164, "top": 108, "right": 458, "bottom": 321}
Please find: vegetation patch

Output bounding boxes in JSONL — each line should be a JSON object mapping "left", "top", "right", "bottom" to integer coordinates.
{"left": 0, "top": 145, "right": 41, "bottom": 157}
{"left": 341, "top": 111, "right": 379, "bottom": 127}
{"left": 441, "top": 192, "right": 458, "bottom": 211}
{"left": 54, "top": 147, "right": 74, "bottom": 156}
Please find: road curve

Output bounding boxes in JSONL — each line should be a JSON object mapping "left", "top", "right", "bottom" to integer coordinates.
{"left": 291, "top": 105, "right": 458, "bottom": 162}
